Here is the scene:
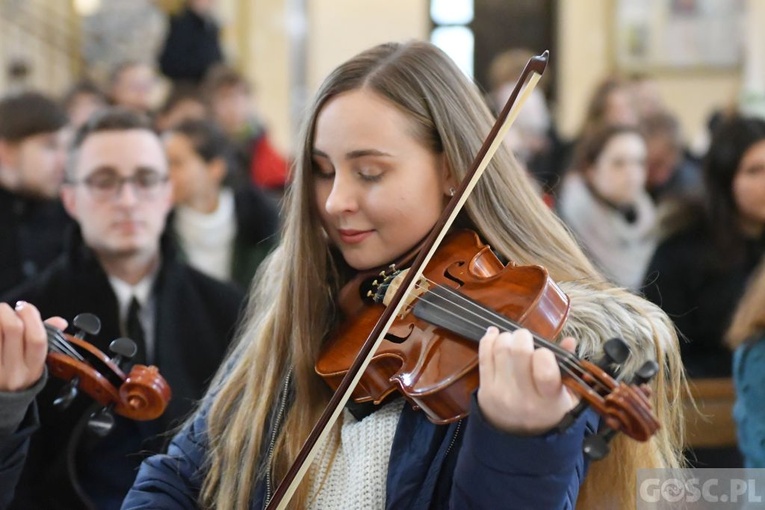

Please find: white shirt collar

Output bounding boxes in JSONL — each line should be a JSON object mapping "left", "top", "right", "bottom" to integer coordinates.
{"left": 108, "top": 271, "right": 156, "bottom": 319}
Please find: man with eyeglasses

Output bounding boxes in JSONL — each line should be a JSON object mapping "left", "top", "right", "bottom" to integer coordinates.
{"left": 0, "top": 108, "right": 245, "bottom": 510}
{"left": 0, "top": 91, "right": 71, "bottom": 295}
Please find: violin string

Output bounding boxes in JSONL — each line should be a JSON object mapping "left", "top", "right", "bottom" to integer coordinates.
{"left": 410, "top": 278, "right": 578, "bottom": 362}
{"left": 48, "top": 332, "right": 82, "bottom": 360}
{"left": 398, "top": 278, "right": 609, "bottom": 394}
{"left": 45, "top": 324, "right": 85, "bottom": 361}
{"left": 419, "top": 278, "right": 579, "bottom": 360}
{"left": 408, "top": 279, "right": 606, "bottom": 394}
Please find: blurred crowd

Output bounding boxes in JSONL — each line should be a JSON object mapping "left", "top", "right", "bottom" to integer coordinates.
{"left": 489, "top": 48, "right": 765, "bottom": 471}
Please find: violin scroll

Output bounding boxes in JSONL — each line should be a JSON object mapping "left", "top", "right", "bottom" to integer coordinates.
{"left": 45, "top": 315, "right": 171, "bottom": 425}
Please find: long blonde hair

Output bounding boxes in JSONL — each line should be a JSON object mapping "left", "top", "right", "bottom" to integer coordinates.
{"left": 199, "top": 41, "right": 685, "bottom": 510}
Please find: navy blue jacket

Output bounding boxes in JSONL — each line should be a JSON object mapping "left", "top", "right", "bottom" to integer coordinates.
{"left": 123, "top": 394, "right": 598, "bottom": 509}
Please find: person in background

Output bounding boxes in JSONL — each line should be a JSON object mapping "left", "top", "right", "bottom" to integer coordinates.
{"left": 727, "top": 260, "right": 765, "bottom": 468}
{"left": 154, "top": 83, "right": 208, "bottom": 132}
{"left": 581, "top": 76, "right": 639, "bottom": 132}
{"left": 162, "top": 118, "right": 280, "bottom": 289}
{"left": 643, "top": 116, "right": 765, "bottom": 379}
{"left": 641, "top": 110, "right": 702, "bottom": 207}
{"left": 558, "top": 76, "right": 640, "bottom": 186}
{"left": 0, "top": 91, "right": 70, "bottom": 295}
{"left": 557, "top": 124, "right": 656, "bottom": 290}
{"left": 202, "top": 64, "right": 289, "bottom": 192}
{"left": 124, "top": 40, "right": 684, "bottom": 510}
{"left": 158, "top": 0, "right": 224, "bottom": 88}
{"left": 61, "top": 80, "right": 108, "bottom": 131}
{"left": 0, "top": 108, "right": 245, "bottom": 510}
{"left": 486, "top": 48, "right": 563, "bottom": 197}
{"left": 107, "top": 61, "right": 159, "bottom": 115}
{"left": 627, "top": 73, "right": 666, "bottom": 122}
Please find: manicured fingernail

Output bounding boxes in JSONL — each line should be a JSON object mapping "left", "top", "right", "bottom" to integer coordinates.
{"left": 15, "top": 301, "right": 27, "bottom": 310}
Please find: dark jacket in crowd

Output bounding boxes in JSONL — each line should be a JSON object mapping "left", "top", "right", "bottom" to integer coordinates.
{"left": 228, "top": 184, "right": 280, "bottom": 287}
{"left": 158, "top": 6, "right": 224, "bottom": 84}
{"left": 0, "top": 187, "right": 73, "bottom": 295}
{"left": 642, "top": 221, "right": 765, "bottom": 377}
{"left": 0, "top": 227, "right": 245, "bottom": 510}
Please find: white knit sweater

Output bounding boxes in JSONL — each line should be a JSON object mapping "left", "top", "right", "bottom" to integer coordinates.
{"left": 308, "top": 399, "right": 405, "bottom": 509}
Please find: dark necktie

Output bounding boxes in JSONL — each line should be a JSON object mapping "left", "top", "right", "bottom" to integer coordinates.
{"left": 126, "top": 297, "right": 147, "bottom": 365}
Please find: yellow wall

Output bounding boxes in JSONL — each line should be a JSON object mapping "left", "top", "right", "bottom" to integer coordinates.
{"left": 307, "top": 0, "right": 429, "bottom": 91}
{"left": 556, "top": 0, "right": 740, "bottom": 143}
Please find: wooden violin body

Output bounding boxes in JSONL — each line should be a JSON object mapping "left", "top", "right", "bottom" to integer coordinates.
{"left": 318, "top": 229, "right": 659, "bottom": 446}
{"left": 317, "top": 229, "right": 570, "bottom": 424}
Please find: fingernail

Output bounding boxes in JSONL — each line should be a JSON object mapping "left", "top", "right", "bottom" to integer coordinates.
{"left": 487, "top": 326, "right": 498, "bottom": 334}
{"left": 15, "top": 300, "right": 27, "bottom": 310}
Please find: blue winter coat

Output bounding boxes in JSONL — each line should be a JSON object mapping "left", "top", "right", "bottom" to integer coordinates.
{"left": 123, "top": 393, "right": 598, "bottom": 509}
{"left": 733, "top": 334, "right": 765, "bottom": 468}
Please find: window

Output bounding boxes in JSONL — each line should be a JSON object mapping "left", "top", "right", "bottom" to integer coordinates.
{"left": 429, "top": 0, "right": 474, "bottom": 78}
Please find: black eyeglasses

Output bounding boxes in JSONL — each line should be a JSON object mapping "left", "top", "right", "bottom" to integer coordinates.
{"left": 66, "top": 171, "right": 169, "bottom": 201}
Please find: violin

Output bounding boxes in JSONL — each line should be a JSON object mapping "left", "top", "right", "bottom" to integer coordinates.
{"left": 45, "top": 313, "right": 171, "bottom": 435}
{"left": 265, "top": 50, "right": 660, "bottom": 509}
{"left": 317, "top": 229, "right": 660, "bottom": 442}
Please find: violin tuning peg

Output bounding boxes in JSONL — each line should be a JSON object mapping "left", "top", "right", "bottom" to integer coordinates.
{"left": 603, "top": 337, "right": 630, "bottom": 365}
{"left": 108, "top": 337, "right": 137, "bottom": 366}
{"left": 389, "top": 263, "right": 396, "bottom": 270}
{"left": 631, "top": 360, "right": 659, "bottom": 386}
{"left": 87, "top": 405, "right": 115, "bottom": 437}
{"left": 72, "top": 313, "right": 101, "bottom": 338}
{"left": 582, "top": 427, "right": 618, "bottom": 461}
{"left": 593, "top": 337, "right": 631, "bottom": 377}
{"left": 53, "top": 377, "right": 79, "bottom": 410}
{"left": 379, "top": 270, "right": 387, "bottom": 276}
{"left": 366, "top": 290, "right": 373, "bottom": 298}
{"left": 372, "top": 280, "right": 379, "bottom": 287}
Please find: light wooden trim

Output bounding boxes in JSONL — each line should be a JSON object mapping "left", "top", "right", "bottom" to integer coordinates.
{"left": 682, "top": 377, "right": 737, "bottom": 449}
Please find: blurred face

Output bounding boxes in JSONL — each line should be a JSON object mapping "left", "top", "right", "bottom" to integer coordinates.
{"left": 61, "top": 130, "right": 172, "bottom": 260}
{"left": 313, "top": 89, "right": 452, "bottom": 271}
{"left": 163, "top": 132, "right": 219, "bottom": 207}
{"left": 645, "top": 135, "right": 681, "bottom": 189}
{"left": 631, "top": 81, "right": 664, "bottom": 119}
{"left": 111, "top": 65, "right": 157, "bottom": 113}
{"left": 1, "top": 130, "right": 67, "bottom": 199}
{"left": 733, "top": 140, "right": 765, "bottom": 230}
{"left": 210, "top": 84, "right": 252, "bottom": 135}
{"left": 586, "top": 132, "right": 647, "bottom": 206}
{"left": 156, "top": 98, "right": 207, "bottom": 132}
{"left": 189, "top": 0, "right": 216, "bottom": 13}
{"left": 604, "top": 89, "right": 638, "bottom": 126}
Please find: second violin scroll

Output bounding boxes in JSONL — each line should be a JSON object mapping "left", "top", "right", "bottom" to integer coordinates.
{"left": 45, "top": 314, "right": 171, "bottom": 423}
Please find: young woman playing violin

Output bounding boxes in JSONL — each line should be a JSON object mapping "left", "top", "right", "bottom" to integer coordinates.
{"left": 123, "top": 41, "right": 685, "bottom": 509}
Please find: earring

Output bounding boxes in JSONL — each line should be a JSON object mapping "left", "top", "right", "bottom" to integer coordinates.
{"left": 449, "top": 187, "right": 456, "bottom": 197}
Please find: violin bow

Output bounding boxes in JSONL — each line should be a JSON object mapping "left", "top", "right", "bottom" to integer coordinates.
{"left": 265, "top": 51, "right": 549, "bottom": 510}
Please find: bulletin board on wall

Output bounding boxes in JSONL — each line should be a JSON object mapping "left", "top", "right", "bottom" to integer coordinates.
{"left": 613, "top": 0, "right": 744, "bottom": 73}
